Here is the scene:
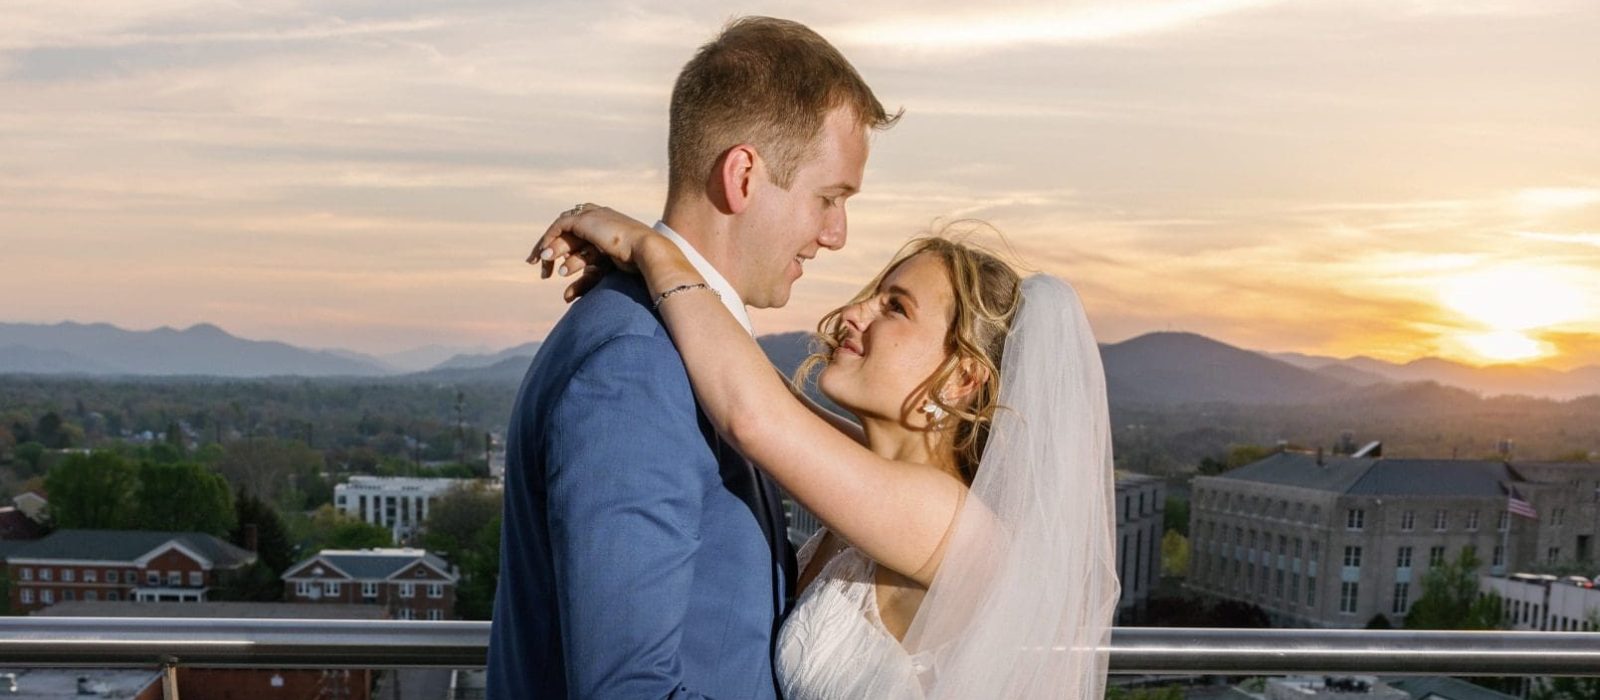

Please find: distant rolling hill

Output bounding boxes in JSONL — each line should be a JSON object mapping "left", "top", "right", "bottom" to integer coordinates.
{"left": 1101, "top": 332, "right": 1356, "bottom": 405}
{"left": 0, "top": 322, "right": 391, "bottom": 377}
{"left": 1270, "top": 350, "right": 1600, "bottom": 400}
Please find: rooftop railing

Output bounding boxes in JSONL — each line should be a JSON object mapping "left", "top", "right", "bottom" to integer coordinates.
{"left": 5, "top": 619, "right": 1600, "bottom": 676}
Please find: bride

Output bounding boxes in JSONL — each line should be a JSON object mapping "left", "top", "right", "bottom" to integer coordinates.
{"left": 531, "top": 207, "right": 1120, "bottom": 698}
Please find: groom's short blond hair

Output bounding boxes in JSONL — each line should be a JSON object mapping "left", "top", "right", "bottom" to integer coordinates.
{"left": 667, "top": 17, "right": 898, "bottom": 198}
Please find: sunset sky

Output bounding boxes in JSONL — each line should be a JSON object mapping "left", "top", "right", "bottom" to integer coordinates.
{"left": 3, "top": 0, "right": 1597, "bottom": 368}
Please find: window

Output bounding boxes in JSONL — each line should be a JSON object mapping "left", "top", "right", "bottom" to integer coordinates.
{"left": 1294, "top": 538, "right": 1303, "bottom": 559}
{"left": 1275, "top": 570, "right": 1284, "bottom": 598}
{"left": 398, "top": 607, "right": 415, "bottom": 620}
{"left": 324, "top": 581, "right": 341, "bottom": 596}
{"left": 428, "top": 584, "right": 443, "bottom": 599}
{"left": 1347, "top": 509, "right": 1365, "bottom": 530}
{"left": 1339, "top": 582, "right": 1359, "bottom": 613}
{"left": 399, "top": 583, "right": 415, "bottom": 598}
{"left": 105, "top": 570, "right": 118, "bottom": 584}
{"left": 1553, "top": 508, "right": 1565, "bottom": 526}
{"left": 168, "top": 571, "right": 182, "bottom": 586}
{"left": 1396, "top": 546, "right": 1413, "bottom": 568}
{"left": 1393, "top": 583, "right": 1410, "bottom": 614}
{"left": 20, "top": 589, "right": 33, "bottom": 604}
{"left": 1278, "top": 535, "right": 1288, "bottom": 558}
{"left": 62, "top": 569, "right": 75, "bottom": 583}
{"left": 1343, "top": 546, "right": 1363, "bottom": 568}
{"left": 295, "top": 581, "right": 312, "bottom": 597}
{"left": 40, "top": 568, "right": 52, "bottom": 582}
{"left": 363, "top": 582, "right": 378, "bottom": 598}
{"left": 1433, "top": 509, "right": 1448, "bottom": 531}
{"left": 1310, "top": 506, "right": 1321, "bottom": 525}
{"left": 18, "top": 568, "right": 30, "bottom": 582}
{"left": 108, "top": 592, "right": 120, "bottom": 601}
{"left": 1548, "top": 547, "right": 1561, "bottom": 564}
{"left": 85, "top": 591, "right": 98, "bottom": 602}
{"left": 428, "top": 609, "right": 444, "bottom": 621}
{"left": 1429, "top": 546, "right": 1446, "bottom": 566}
{"left": 1400, "top": 510, "right": 1415, "bottom": 531}
{"left": 41, "top": 590, "right": 54, "bottom": 605}
{"left": 1310, "top": 542, "right": 1321, "bottom": 567}
{"left": 84, "top": 569, "right": 97, "bottom": 583}
{"left": 1290, "top": 574, "right": 1300, "bottom": 604}
{"left": 1493, "top": 545, "right": 1505, "bottom": 567}
{"left": 189, "top": 571, "right": 202, "bottom": 586}
{"left": 1307, "top": 577, "right": 1318, "bottom": 606}
{"left": 63, "top": 590, "right": 75, "bottom": 601}
{"left": 1466, "top": 510, "right": 1479, "bottom": 531}
{"left": 1499, "top": 510, "right": 1510, "bottom": 532}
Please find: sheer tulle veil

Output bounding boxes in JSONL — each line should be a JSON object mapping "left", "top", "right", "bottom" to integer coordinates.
{"left": 870, "top": 274, "right": 1121, "bottom": 697}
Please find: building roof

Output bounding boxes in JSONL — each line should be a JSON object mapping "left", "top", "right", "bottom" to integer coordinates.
{"left": 1, "top": 529, "right": 255, "bottom": 569}
{"left": 0, "top": 507, "right": 45, "bottom": 540}
{"left": 34, "top": 600, "right": 388, "bottom": 620}
{"left": 1215, "top": 453, "right": 1522, "bottom": 498}
{"left": 1382, "top": 676, "right": 1518, "bottom": 700}
{"left": 287, "top": 548, "right": 454, "bottom": 581}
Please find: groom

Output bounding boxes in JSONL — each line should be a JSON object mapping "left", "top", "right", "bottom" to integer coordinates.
{"left": 487, "top": 17, "right": 897, "bottom": 699}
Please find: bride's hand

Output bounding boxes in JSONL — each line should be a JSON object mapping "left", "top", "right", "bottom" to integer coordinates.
{"left": 528, "top": 204, "right": 658, "bottom": 302}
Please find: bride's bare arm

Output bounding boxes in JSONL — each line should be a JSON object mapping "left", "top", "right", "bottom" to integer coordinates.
{"left": 535, "top": 208, "right": 961, "bottom": 586}
{"left": 779, "top": 368, "right": 868, "bottom": 446}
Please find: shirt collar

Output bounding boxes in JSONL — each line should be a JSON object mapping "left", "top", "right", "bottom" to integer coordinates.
{"left": 653, "top": 221, "right": 754, "bottom": 335}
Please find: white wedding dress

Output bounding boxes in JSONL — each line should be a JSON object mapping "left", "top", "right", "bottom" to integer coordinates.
{"left": 775, "top": 529, "right": 925, "bottom": 700}
{"left": 773, "top": 276, "right": 1120, "bottom": 699}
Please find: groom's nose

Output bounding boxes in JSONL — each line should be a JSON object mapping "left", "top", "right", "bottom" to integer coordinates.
{"left": 818, "top": 206, "right": 846, "bottom": 251}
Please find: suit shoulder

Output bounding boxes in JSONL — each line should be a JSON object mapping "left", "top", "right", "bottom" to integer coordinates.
{"left": 552, "top": 274, "right": 668, "bottom": 344}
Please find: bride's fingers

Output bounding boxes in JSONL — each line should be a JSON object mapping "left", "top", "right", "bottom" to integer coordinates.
{"left": 563, "top": 262, "right": 610, "bottom": 303}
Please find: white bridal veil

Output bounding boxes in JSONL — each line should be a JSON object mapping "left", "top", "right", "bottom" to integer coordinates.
{"left": 873, "top": 274, "right": 1121, "bottom": 698}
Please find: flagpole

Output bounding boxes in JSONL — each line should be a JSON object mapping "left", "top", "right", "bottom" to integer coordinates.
{"left": 1499, "top": 507, "right": 1510, "bottom": 577}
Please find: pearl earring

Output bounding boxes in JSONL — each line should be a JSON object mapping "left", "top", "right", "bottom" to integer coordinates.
{"left": 920, "top": 400, "right": 946, "bottom": 421}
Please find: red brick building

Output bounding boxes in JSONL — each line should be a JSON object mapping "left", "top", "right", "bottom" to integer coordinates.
{"left": 3, "top": 530, "right": 256, "bottom": 613}
{"left": 282, "top": 548, "right": 458, "bottom": 620}
{"left": 36, "top": 601, "right": 379, "bottom": 700}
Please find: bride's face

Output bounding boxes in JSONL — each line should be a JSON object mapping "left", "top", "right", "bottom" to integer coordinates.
{"left": 819, "top": 252, "right": 956, "bottom": 425}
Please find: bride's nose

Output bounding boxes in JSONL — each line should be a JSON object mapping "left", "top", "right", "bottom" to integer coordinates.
{"left": 840, "top": 299, "right": 872, "bottom": 332}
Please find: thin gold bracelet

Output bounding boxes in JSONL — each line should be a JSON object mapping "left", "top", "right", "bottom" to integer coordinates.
{"left": 653, "top": 283, "right": 720, "bottom": 310}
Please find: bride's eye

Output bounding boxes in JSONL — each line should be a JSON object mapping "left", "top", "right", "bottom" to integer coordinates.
{"left": 886, "top": 297, "right": 906, "bottom": 316}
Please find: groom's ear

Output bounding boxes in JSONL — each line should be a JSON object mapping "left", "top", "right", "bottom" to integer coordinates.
{"left": 716, "top": 144, "right": 760, "bottom": 215}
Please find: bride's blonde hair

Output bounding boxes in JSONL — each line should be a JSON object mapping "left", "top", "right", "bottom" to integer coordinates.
{"left": 797, "top": 225, "right": 1023, "bottom": 483}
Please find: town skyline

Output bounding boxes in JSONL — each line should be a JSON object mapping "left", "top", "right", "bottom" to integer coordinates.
{"left": 3, "top": 1, "right": 1597, "bottom": 368}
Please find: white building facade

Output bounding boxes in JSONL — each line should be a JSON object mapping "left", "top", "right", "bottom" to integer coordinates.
{"left": 334, "top": 476, "right": 473, "bottom": 542}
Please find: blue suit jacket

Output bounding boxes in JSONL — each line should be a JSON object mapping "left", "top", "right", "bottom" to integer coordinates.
{"left": 487, "top": 273, "right": 795, "bottom": 699}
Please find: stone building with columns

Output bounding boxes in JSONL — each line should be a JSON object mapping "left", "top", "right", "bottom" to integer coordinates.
{"left": 333, "top": 476, "right": 497, "bottom": 543}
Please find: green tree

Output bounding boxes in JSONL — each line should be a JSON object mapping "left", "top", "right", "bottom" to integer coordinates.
{"left": 455, "top": 513, "right": 502, "bottom": 620}
{"left": 231, "top": 489, "right": 295, "bottom": 575}
{"left": 1160, "top": 530, "right": 1190, "bottom": 578}
{"left": 421, "top": 484, "right": 503, "bottom": 619}
{"left": 44, "top": 451, "right": 139, "bottom": 529}
{"left": 134, "top": 461, "right": 236, "bottom": 536}
{"left": 420, "top": 484, "right": 501, "bottom": 561}
{"left": 299, "top": 505, "right": 394, "bottom": 553}
{"left": 213, "top": 439, "right": 325, "bottom": 511}
{"left": 1163, "top": 496, "right": 1189, "bottom": 536}
{"left": 13, "top": 442, "right": 47, "bottom": 477}
{"left": 1404, "top": 547, "right": 1504, "bottom": 630}
{"left": 35, "top": 412, "right": 67, "bottom": 449}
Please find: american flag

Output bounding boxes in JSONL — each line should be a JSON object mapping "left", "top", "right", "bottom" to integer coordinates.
{"left": 1507, "top": 485, "right": 1538, "bottom": 520}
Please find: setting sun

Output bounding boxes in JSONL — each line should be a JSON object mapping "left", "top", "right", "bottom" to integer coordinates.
{"left": 1436, "top": 265, "right": 1592, "bottom": 364}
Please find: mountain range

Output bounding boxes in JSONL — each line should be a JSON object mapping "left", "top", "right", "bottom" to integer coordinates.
{"left": 2, "top": 322, "right": 1596, "bottom": 403}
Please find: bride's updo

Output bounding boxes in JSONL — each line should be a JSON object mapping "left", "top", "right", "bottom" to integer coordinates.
{"left": 800, "top": 227, "right": 1023, "bottom": 483}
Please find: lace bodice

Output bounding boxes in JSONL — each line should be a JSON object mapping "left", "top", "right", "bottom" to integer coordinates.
{"left": 774, "top": 530, "right": 924, "bottom": 700}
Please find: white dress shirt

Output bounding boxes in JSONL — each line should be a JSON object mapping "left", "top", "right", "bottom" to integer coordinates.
{"left": 653, "top": 221, "right": 754, "bottom": 335}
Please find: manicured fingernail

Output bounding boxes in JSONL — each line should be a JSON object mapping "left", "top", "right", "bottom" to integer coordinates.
{"left": 539, "top": 248, "right": 554, "bottom": 261}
